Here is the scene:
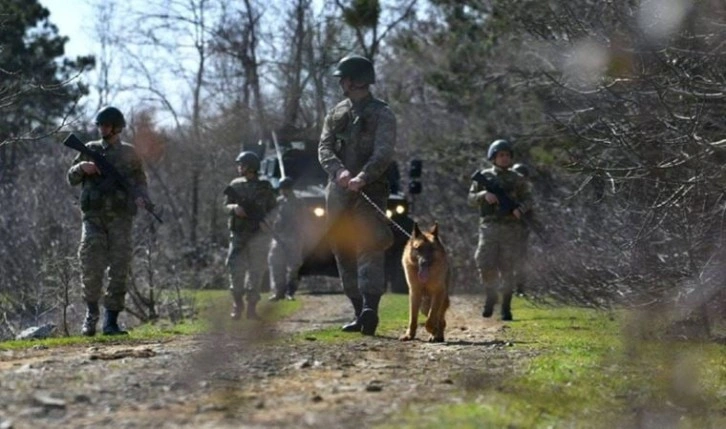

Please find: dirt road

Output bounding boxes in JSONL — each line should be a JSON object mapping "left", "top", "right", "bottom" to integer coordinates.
{"left": 0, "top": 294, "right": 528, "bottom": 429}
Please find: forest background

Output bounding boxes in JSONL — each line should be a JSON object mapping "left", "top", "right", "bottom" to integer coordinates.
{"left": 1, "top": 0, "right": 725, "bottom": 340}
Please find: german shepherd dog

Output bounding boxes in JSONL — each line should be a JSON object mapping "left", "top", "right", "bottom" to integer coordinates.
{"left": 399, "top": 222, "right": 450, "bottom": 343}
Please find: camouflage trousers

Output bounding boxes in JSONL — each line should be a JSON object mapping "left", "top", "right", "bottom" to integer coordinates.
{"left": 78, "top": 214, "right": 134, "bottom": 311}
{"left": 226, "top": 230, "right": 271, "bottom": 302}
{"left": 268, "top": 238, "right": 303, "bottom": 297}
{"left": 326, "top": 181, "right": 393, "bottom": 298}
{"left": 474, "top": 221, "right": 524, "bottom": 294}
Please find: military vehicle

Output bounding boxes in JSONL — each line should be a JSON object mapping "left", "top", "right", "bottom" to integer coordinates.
{"left": 255, "top": 133, "right": 421, "bottom": 293}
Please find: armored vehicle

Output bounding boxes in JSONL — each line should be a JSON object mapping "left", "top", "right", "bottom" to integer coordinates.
{"left": 257, "top": 136, "right": 420, "bottom": 293}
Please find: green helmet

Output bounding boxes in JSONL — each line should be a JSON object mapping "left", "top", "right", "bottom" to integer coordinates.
{"left": 235, "top": 151, "right": 260, "bottom": 171}
{"left": 512, "top": 163, "right": 530, "bottom": 178}
{"left": 487, "top": 139, "right": 513, "bottom": 160}
{"left": 95, "top": 106, "right": 126, "bottom": 128}
{"left": 333, "top": 55, "right": 375, "bottom": 84}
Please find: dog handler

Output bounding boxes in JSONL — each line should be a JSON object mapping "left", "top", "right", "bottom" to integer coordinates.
{"left": 468, "top": 139, "right": 532, "bottom": 321}
{"left": 318, "top": 54, "right": 396, "bottom": 336}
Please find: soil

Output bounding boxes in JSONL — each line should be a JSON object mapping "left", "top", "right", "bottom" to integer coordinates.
{"left": 0, "top": 293, "right": 532, "bottom": 429}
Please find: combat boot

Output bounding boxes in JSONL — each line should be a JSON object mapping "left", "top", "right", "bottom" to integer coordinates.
{"left": 246, "top": 298, "right": 261, "bottom": 321}
{"left": 360, "top": 293, "right": 381, "bottom": 336}
{"left": 102, "top": 310, "right": 128, "bottom": 336}
{"left": 341, "top": 297, "right": 363, "bottom": 332}
{"left": 230, "top": 293, "right": 244, "bottom": 320}
{"left": 81, "top": 302, "right": 100, "bottom": 337}
{"left": 285, "top": 280, "right": 298, "bottom": 299}
{"left": 501, "top": 291, "right": 514, "bottom": 321}
{"left": 268, "top": 294, "right": 285, "bottom": 302}
{"left": 482, "top": 291, "right": 498, "bottom": 318}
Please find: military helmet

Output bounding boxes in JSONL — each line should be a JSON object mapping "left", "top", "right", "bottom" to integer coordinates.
{"left": 512, "top": 163, "right": 530, "bottom": 178}
{"left": 487, "top": 139, "right": 513, "bottom": 160}
{"left": 332, "top": 55, "right": 375, "bottom": 84}
{"left": 95, "top": 106, "right": 126, "bottom": 128}
{"left": 235, "top": 151, "right": 260, "bottom": 171}
{"left": 278, "top": 176, "right": 294, "bottom": 189}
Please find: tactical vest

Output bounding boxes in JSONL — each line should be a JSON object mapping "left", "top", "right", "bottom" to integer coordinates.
{"left": 226, "top": 178, "right": 276, "bottom": 233}
{"left": 79, "top": 141, "right": 138, "bottom": 216}
{"left": 331, "top": 97, "right": 389, "bottom": 180}
{"left": 476, "top": 168, "right": 521, "bottom": 221}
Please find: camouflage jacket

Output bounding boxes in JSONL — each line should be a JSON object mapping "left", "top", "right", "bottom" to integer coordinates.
{"left": 468, "top": 166, "right": 532, "bottom": 222}
{"left": 224, "top": 176, "right": 277, "bottom": 233}
{"left": 67, "top": 139, "right": 148, "bottom": 217}
{"left": 318, "top": 93, "right": 396, "bottom": 186}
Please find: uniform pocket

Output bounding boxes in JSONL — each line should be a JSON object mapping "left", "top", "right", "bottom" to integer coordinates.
{"left": 81, "top": 188, "right": 103, "bottom": 211}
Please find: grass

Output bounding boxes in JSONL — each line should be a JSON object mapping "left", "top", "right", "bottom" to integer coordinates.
{"left": 289, "top": 290, "right": 411, "bottom": 343}
{"left": 0, "top": 290, "right": 302, "bottom": 351}
{"left": 376, "top": 296, "right": 726, "bottom": 429}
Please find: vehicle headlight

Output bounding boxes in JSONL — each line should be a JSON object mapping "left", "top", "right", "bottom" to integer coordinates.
{"left": 385, "top": 209, "right": 393, "bottom": 218}
{"left": 395, "top": 205, "right": 405, "bottom": 214}
{"left": 313, "top": 207, "right": 325, "bottom": 217}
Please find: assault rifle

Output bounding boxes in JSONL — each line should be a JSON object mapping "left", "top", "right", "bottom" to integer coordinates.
{"left": 63, "top": 133, "right": 163, "bottom": 223}
{"left": 472, "top": 171, "right": 547, "bottom": 242}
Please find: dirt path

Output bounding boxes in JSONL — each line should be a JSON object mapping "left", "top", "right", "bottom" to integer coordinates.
{"left": 0, "top": 294, "right": 530, "bottom": 429}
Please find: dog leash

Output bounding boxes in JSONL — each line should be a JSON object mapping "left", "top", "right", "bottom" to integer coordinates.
{"left": 360, "top": 191, "right": 412, "bottom": 239}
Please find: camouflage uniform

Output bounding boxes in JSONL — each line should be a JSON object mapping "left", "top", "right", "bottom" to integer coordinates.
{"left": 225, "top": 176, "right": 277, "bottom": 307}
{"left": 67, "top": 139, "right": 148, "bottom": 312}
{"left": 468, "top": 165, "right": 532, "bottom": 319}
{"left": 267, "top": 191, "right": 304, "bottom": 299}
{"left": 319, "top": 94, "right": 396, "bottom": 302}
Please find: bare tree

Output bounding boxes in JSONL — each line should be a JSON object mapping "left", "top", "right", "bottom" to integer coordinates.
{"left": 212, "top": 0, "right": 268, "bottom": 135}
{"left": 334, "top": 0, "right": 418, "bottom": 60}
{"left": 90, "top": 0, "right": 122, "bottom": 111}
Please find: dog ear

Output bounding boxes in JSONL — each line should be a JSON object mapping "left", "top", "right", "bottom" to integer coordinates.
{"left": 411, "top": 222, "right": 422, "bottom": 238}
{"left": 430, "top": 222, "right": 439, "bottom": 239}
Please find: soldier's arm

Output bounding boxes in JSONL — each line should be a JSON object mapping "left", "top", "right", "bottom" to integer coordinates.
{"left": 357, "top": 107, "right": 396, "bottom": 184}
{"left": 67, "top": 152, "right": 87, "bottom": 186}
{"left": 224, "top": 183, "right": 239, "bottom": 215}
{"left": 515, "top": 176, "right": 533, "bottom": 214}
{"left": 467, "top": 180, "right": 485, "bottom": 207}
{"left": 318, "top": 110, "right": 345, "bottom": 178}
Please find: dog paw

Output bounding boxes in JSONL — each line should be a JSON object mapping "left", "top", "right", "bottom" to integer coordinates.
{"left": 427, "top": 335, "right": 445, "bottom": 343}
{"left": 399, "top": 334, "right": 414, "bottom": 341}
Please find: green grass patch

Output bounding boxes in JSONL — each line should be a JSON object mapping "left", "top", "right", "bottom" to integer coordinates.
{"left": 0, "top": 290, "right": 302, "bottom": 351}
{"left": 289, "top": 291, "right": 411, "bottom": 343}
{"left": 377, "top": 297, "right": 726, "bottom": 429}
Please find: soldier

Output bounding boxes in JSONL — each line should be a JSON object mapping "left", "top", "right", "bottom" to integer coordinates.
{"left": 67, "top": 106, "right": 149, "bottom": 336}
{"left": 468, "top": 139, "right": 532, "bottom": 321}
{"left": 224, "top": 151, "right": 277, "bottom": 320}
{"left": 511, "top": 162, "right": 532, "bottom": 296}
{"left": 267, "top": 177, "right": 304, "bottom": 301}
{"left": 318, "top": 54, "right": 396, "bottom": 336}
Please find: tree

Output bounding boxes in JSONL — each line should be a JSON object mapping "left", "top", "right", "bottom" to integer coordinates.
{"left": 385, "top": 0, "right": 726, "bottom": 330}
{"left": 0, "top": 0, "right": 93, "bottom": 173}
{"left": 334, "top": 0, "right": 417, "bottom": 60}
